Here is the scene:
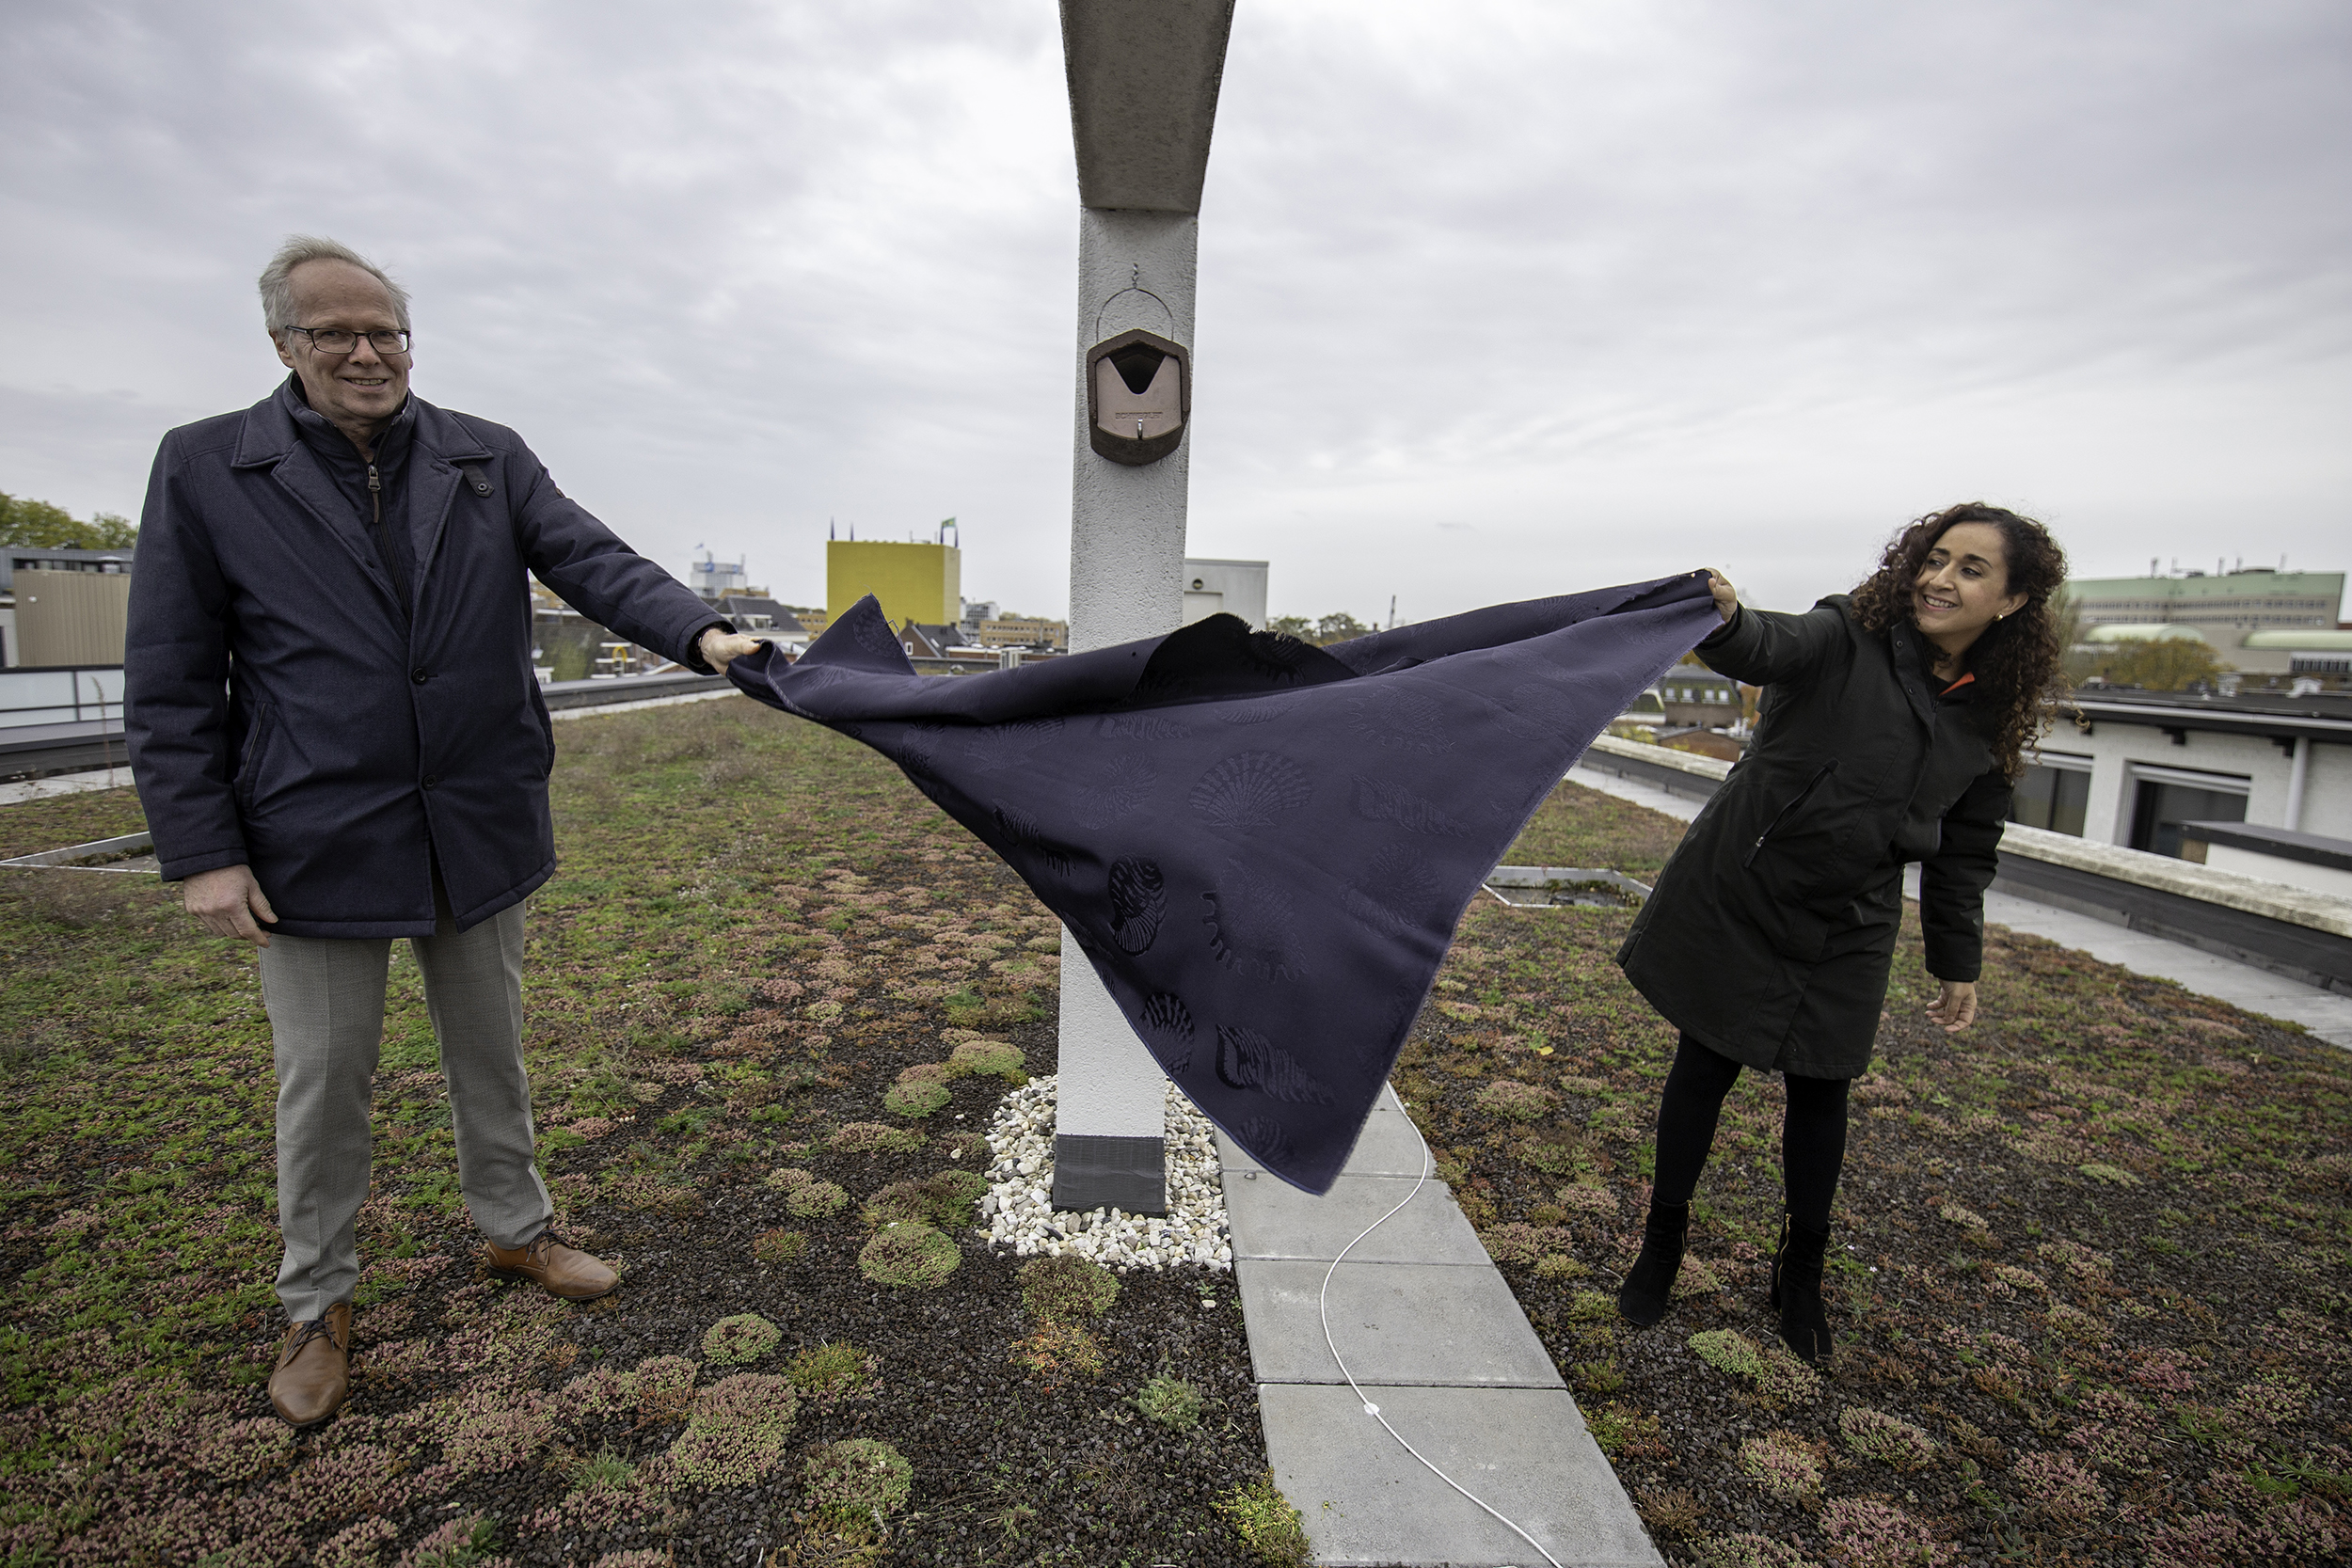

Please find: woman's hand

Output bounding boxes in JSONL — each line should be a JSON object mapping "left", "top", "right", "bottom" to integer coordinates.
{"left": 1926, "top": 979, "right": 1979, "bottom": 1033}
{"left": 1706, "top": 568, "right": 1740, "bottom": 624}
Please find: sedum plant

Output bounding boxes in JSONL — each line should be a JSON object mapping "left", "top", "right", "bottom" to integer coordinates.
{"left": 858, "top": 1222, "right": 960, "bottom": 1288}
{"left": 702, "top": 1313, "right": 782, "bottom": 1367}
{"left": 803, "top": 1438, "right": 913, "bottom": 1524}
{"left": 786, "top": 1180, "right": 849, "bottom": 1220}
{"left": 1019, "top": 1255, "right": 1119, "bottom": 1324}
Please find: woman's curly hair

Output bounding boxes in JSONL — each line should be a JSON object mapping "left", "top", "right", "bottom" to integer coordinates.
{"left": 1848, "top": 502, "right": 2070, "bottom": 781}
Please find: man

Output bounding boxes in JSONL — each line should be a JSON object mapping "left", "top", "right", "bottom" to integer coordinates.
{"left": 126, "top": 235, "right": 762, "bottom": 1428}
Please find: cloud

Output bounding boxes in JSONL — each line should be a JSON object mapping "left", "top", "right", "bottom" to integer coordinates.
{"left": 3, "top": 0, "right": 2345, "bottom": 619}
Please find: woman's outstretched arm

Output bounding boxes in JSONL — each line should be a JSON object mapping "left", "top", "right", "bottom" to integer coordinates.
{"left": 1688, "top": 569, "right": 1846, "bottom": 689}
{"left": 1921, "top": 768, "right": 2012, "bottom": 1032}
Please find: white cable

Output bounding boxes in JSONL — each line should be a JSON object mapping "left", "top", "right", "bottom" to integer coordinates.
{"left": 1314, "top": 1104, "right": 1567, "bottom": 1568}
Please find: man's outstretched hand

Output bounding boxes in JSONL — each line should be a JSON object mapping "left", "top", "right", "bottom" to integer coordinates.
{"left": 184, "top": 863, "right": 278, "bottom": 946}
{"left": 699, "top": 626, "right": 766, "bottom": 672}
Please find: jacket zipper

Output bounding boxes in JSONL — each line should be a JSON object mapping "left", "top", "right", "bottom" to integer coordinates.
{"left": 1742, "top": 759, "right": 1838, "bottom": 868}
{"left": 367, "top": 461, "right": 411, "bottom": 609}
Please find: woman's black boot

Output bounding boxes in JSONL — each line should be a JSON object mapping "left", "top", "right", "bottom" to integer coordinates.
{"left": 1769, "top": 1212, "right": 1834, "bottom": 1364}
{"left": 1615, "top": 1203, "right": 1689, "bottom": 1327}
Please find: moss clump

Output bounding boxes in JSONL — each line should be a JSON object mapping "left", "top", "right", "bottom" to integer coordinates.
{"left": 830, "top": 1121, "right": 923, "bottom": 1155}
{"left": 946, "top": 1037, "right": 1026, "bottom": 1084}
{"left": 752, "top": 1227, "right": 807, "bottom": 1265}
{"left": 939, "top": 1129, "right": 989, "bottom": 1165}
{"left": 787, "top": 1340, "right": 880, "bottom": 1408}
{"left": 785, "top": 1180, "right": 849, "bottom": 1219}
{"left": 1136, "top": 1374, "right": 1203, "bottom": 1430}
{"left": 861, "top": 1182, "right": 930, "bottom": 1229}
{"left": 1216, "top": 1470, "right": 1310, "bottom": 1566}
{"left": 634, "top": 1354, "right": 698, "bottom": 1423}
{"left": 764, "top": 1166, "right": 817, "bottom": 1192}
{"left": 1737, "top": 1430, "right": 1825, "bottom": 1501}
{"left": 1688, "top": 1330, "right": 1820, "bottom": 1405}
{"left": 1019, "top": 1255, "right": 1119, "bottom": 1324}
{"left": 1687, "top": 1535, "right": 1817, "bottom": 1568}
{"left": 1516, "top": 1135, "right": 1584, "bottom": 1177}
{"left": 660, "top": 1372, "right": 799, "bottom": 1489}
{"left": 1479, "top": 1222, "right": 1567, "bottom": 1267}
{"left": 401, "top": 1514, "right": 502, "bottom": 1567}
{"left": 882, "top": 1078, "right": 951, "bottom": 1118}
{"left": 923, "top": 1166, "right": 989, "bottom": 1215}
{"left": 1565, "top": 1289, "right": 1616, "bottom": 1323}
{"left": 1837, "top": 1406, "right": 1935, "bottom": 1470}
{"left": 803, "top": 1437, "right": 913, "bottom": 1523}
{"left": 1475, "top": 1079, "right": 1556, "bottom": 1122}
{"left": 702, "top": 1313, "right": 782, "bottom": 1367}
{"left": 1012, "top": 1323, "right": 1104, "bottom": 1386}
{"left": 862, "top": 1170, "right": 989, "bottom": 1230}
{"left": 858, "top": 1223, "right": 960, "bottom": 1288}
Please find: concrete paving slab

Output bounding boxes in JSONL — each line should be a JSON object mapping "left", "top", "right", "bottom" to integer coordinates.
{"left": 1220, "top": 1092, "right": 1434, "bottom": 1179}
{"left": 1237, "top": 1259, "right": 1564, "bottom": 1388}
{"left": 1261, "top": 1383, "right": 1661, "bottom": 1568}
{"left": 1226, "top": 1172, "right": 1489, "bottom": 1265}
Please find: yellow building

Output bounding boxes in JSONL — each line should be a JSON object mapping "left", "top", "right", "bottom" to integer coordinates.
{"left": 827, "top": 541, "right": 961, "bottom": 628}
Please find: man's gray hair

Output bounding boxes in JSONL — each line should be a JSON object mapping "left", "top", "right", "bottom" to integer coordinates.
{"left": 257, "top": 235, "right": 412, "bottom": 336}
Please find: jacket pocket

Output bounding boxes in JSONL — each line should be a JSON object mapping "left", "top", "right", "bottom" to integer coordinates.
{"left": 235, "top": 703, "right": 278, "bottom": 809}
{"left": 1742, "top": 759, "right": 1837, "bottom": 869}
{"left": 529, "top": 686, "right": 556, "bottom": 778}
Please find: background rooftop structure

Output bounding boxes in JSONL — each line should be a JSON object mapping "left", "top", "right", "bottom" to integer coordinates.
{"left": 2070, "top": 567, "right": 2346, "bottom": 673}
{"left": 827, "top": 539, "right": 961, "bottom": 630}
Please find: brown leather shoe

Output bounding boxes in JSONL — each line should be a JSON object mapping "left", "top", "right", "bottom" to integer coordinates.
{"left": 268, "top": 1303, "right": 351, "bottom": 1428}
{"left": 485, "top": 1231, "right": 619, "bottom": 1300}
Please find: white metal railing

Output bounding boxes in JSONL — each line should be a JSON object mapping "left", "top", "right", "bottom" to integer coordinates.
{"left": 0, "top": 666, "right": 125, "bottom": 731}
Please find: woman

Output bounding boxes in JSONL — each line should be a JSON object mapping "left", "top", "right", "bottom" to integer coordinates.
{"left": 1613, "top": 502, "right": 2069, "bottom": 1363}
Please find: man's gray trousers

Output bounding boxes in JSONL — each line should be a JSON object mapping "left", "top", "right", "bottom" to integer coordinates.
{"left": 257, "top": 901, "right": 552, "bottom": 1321}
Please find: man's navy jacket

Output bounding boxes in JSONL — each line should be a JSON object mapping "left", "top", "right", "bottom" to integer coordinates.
{"left": 126, "top": 380, "right": 721, "bottom": 937}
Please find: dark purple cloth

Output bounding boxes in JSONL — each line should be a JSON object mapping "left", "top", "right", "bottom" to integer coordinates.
{"left": 727, "top": 572, "right": 1719, "bottom": 1192}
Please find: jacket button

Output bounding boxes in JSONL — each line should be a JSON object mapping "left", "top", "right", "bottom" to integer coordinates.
{"left": 412, "top": 668, "right": 429, "bottom": 684}
{"left": 422, "top": 775, "right": 439, "bottom": 790}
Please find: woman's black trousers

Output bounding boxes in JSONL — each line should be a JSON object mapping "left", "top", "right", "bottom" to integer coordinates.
{"left": 1650, "top": 1032, "right": 1850, "bottom": 1230}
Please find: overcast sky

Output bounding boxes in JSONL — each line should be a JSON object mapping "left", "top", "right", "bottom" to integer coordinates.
{"left": 5, "top": 0, "right": 2347, "bottom": 622}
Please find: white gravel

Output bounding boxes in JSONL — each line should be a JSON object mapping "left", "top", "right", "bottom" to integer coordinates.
{"left": 979, "top": 1075, "right": 1232, "bottom": 1272}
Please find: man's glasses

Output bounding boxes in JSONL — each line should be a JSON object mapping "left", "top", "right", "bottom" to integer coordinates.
{"left": 285, "top": 325, "right": 412, "bottom": 356}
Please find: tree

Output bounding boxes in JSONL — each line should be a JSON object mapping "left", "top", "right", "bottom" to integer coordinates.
{"left": 1313, "top": 612, "right": 1373, "bottom": 645}
{"left": 0, "top": 491, "right": 136, "bottom": 549}
{"left": 2082, "top": 638, "right": 2227, "bottom": 692}
{"left": 1268, "top": 611, "right": 1377, "bottom": 645}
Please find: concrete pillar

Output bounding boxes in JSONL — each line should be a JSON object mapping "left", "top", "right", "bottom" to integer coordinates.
{"left": 1067, "top": 212, "right": 1199, "bottom": 647}
{"left": 2284, "top": 738, "right": 2310, "bottom": 832}
{"left": 1052, "top": 212, "right": 1200, "bottom": 1216}
{"left": 1050, "top": 0, "right": 1232, "bottom": 1214}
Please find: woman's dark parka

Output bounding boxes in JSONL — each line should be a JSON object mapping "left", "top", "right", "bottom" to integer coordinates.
{"left": 126, "top": 379, "right": 723, "bottom": 938}
{"left": 1615, "top": 595, "right": 2011, "bottom": 1077}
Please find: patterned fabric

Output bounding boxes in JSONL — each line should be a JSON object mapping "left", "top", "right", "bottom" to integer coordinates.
{"left": 728, "top": 573, "right": 1718, "bottom": 1192}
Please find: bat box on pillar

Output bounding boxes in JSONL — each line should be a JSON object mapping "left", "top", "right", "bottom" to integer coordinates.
{"left": 1087, "top": 328, "right": 1189, "bottom": 465}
